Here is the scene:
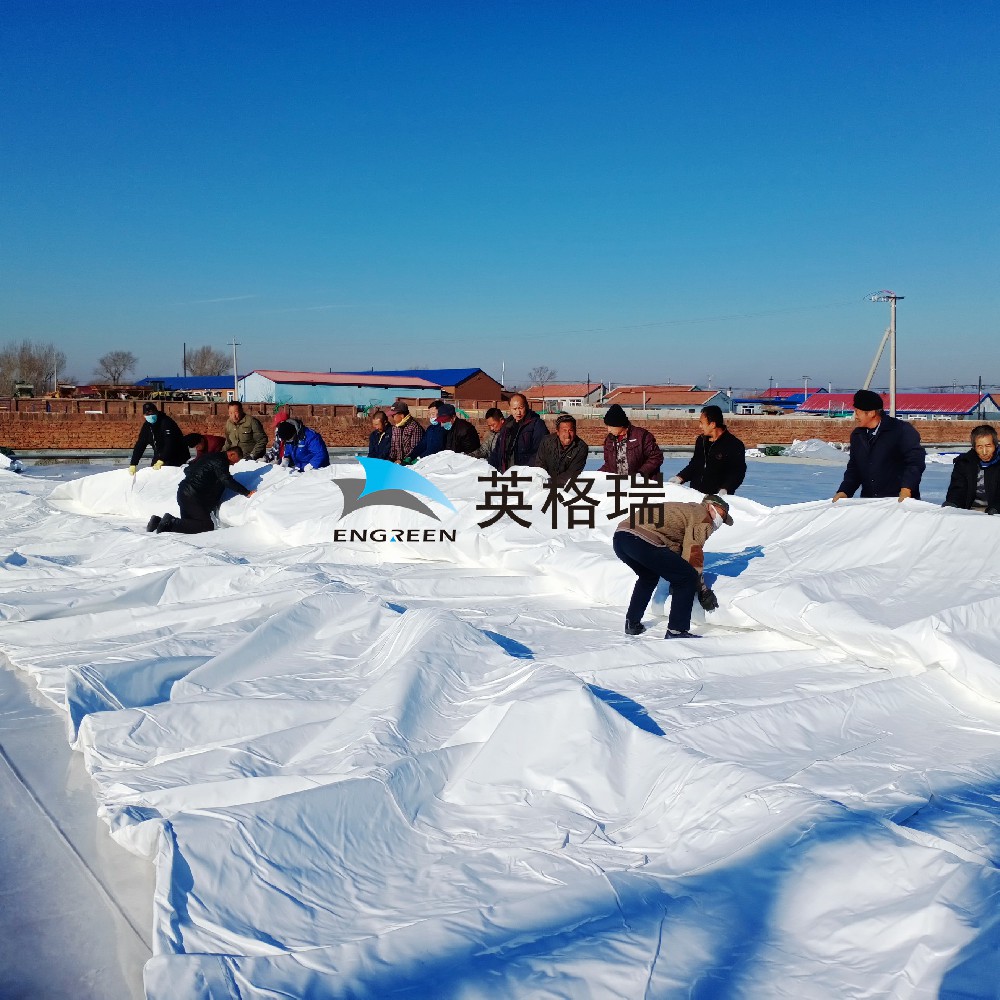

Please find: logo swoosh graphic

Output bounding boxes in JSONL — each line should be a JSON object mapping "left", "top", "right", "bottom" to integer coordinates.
{"left": 355, "top": 458, "right": 456, "bottom": 510}
{"left": 334, "top": 459, "right": 456, "bottom": 521}
{"left": 335, "top": 479, "right": 441, "bottom": 520}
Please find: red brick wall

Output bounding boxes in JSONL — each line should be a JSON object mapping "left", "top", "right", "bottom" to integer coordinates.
{"left": 0, "top": 398, "right": 981, "bottom": 450}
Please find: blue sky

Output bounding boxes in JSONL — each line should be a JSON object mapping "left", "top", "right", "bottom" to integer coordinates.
{"left": 2, "top": 1, "right": 997, "bottom": 390}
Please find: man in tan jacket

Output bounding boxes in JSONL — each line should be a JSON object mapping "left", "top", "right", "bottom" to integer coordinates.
{"left": 223, "top": 402, "right": 267, "bottom": 460}
{"left": 612, "top": 494, "right": 732, "bottom": 639}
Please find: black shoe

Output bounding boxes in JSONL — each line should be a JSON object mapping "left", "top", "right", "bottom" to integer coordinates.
{"left": 145, "top": 515, "right": 162, "bottom": 533}
{"left": 155, "top": 512, "right": 175, "bottom": 533}
{"left": 625, "top": 620, "right": 646, "bottom": 636}
{"left": 665, "top": 629, "right": 701, "bottom": 640}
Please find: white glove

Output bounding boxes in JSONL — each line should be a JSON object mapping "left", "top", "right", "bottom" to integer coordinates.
{"left": 280, "top": 456, "right": 292, "bottom": 468}
{"left": 717, "top": 488, "right": 728, "bottom": 496}
{"left": 668, "top": 476, "right": 682, "bottom": 485}
{"left": 303, "top": 464, "right": 315, "bottom": 472}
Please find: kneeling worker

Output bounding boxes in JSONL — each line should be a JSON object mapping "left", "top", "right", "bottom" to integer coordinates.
{"left": 147, "top": 446, "right": 255, "bottom": 535}
{"left": 612, "top": 494, "right": 732, "bottom": 639}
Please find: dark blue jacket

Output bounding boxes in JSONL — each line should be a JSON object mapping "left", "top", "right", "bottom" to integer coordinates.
{"left": 838, "top": 415, "right": 925, "bottom": 499}
{"left": 284, "top": 425, "right": 330, "bottom": 471}
{"left": 411, "top": 421, "right": 446, "bottom": 460}
{"left": 368, "top": 427, "right": 392, "bottom": 460}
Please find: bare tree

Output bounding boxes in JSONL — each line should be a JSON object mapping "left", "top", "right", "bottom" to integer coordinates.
{"left": 186, "top": 345, "right": 231, "bottom": 377}
{"left": 0, "top": 339, "right": 67, "bottom": 396}
{"left": 95, "top": 350, "right": 138, "bottom": 384}
{"left": 528, "top": 365, "right": 557, "bottom": 387}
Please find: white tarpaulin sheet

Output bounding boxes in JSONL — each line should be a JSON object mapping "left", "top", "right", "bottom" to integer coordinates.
{"left": 2, "top": 454, "right": 999, "bottom": 999}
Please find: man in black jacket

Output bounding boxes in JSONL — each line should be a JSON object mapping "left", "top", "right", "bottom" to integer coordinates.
{"left": 833, "top": 389, "right": 925, "bottom": 502}
{"left": 490, "top": 394, "right": 548, "bottom": 472}
{"left": 147, "top": 446, "right": 255, "bottom": 534}
{"left": 943, "top": 424, "right": 1000, "bottom": 513}
{"left": 534, "top": 413, "right": 588, "bottom": 486}
{"left": 670, "top": 405, "right": 746, "bottom": 495}
{"left": 437, "top": 403, "right": 481, "bottom": 456}
{"left": 129, "top": 402, "right": 188, "bottom": 474}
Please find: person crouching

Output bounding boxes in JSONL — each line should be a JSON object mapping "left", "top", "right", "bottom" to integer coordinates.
{"left": 275, "top": 419, "right": 330, "bottom": 472}
{"left": 147, "top": 446, "right": 255, "bottom": 535}
{"left": 612, "top": 494, "right": 732, "bottom": 639}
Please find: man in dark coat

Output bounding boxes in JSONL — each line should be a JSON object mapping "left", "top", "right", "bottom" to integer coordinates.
{"left": 129, "top": 402, "right": 188, "bottom": 474}
{"left": 943, "top": 424, "right": 1000, "bottom": 513}
{"left": 598, "top": 404, "right": 663, "bottom": 477}
{"left": 833, "top": 389, "right": 925, "bottom": 502}
{"left": 367, "top": 410, "right": 393, "bottom": 460}
{"left": 410, "top": 400, "right": 447, "bottom": 460}
{"left": 671, "top": 405, "right": 746, "bottom": 495}
{"left": 490, "top": 393, "right": 548, "bottom": 472}
{"left": 436, "top": 403, "right": 481, "bottom": 456}
{"left": 147, "top": 446, "right": 255, "bottom": 534}
{"left": 534, "top": 413, "right": 588, "bottom": 486}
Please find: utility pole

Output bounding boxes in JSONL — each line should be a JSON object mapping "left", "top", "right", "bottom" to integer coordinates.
{"left": 229, "top": 339, "right": 240, "bottom": 401}
{"left": 866, "top": 290, "right": 903, "bottom": 416}
{"left": 183, "top": 342, "right": 187, "bottom": 378}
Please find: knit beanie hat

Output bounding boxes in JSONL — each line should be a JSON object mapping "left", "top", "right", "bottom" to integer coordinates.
{"left": 604, "top": 403, "right": 628, "bottom": 427}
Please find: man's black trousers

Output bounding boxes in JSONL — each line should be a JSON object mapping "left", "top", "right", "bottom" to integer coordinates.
{"left": 612, "top": 532, "right": 699, "bottom": 632}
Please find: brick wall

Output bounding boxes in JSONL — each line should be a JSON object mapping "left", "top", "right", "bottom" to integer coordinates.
{"left": 0, "top": 398, "right": 982, "bottom": 450}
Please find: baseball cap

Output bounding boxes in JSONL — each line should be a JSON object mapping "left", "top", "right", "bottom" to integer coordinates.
{"left": 702, "top": 494, "right": 734, "bottom": 526}
{"left": 389, "top": 401, "right": 409, "bottom": 415}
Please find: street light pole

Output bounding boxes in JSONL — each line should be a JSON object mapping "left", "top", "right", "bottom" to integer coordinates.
{"left": 229, "top": 339, "right": 241, "bottom": 401}
{"left": 866, "top": 290, "right": 903, "bottom": 417}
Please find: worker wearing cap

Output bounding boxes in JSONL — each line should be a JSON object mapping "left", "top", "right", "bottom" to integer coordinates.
{"left": 613, "top": 494, "right": 732, "bottom": 639}
{"left": 833, "top": 389, "right": 925, "bottom": 502}
{"left": 387, "top": 401, "right": 425, "bottom": 464}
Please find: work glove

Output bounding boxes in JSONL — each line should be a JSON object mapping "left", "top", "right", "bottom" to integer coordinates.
{"left": 717, "top": 488, "right": 728, "bottom": 496}
{"left": 697, "top": 586, "right": 719, "bottom": 612}
{"left": 152, "top": 460, "right": 164, "bottom": 470}
{"left": 280, "top": 456, "right": 292, "bottom": 468}
{"left": 987, "top": 507, "right": 999, "bottom": 516}
{"left": 668, "top": 476, "right": 682, "bottom": 485}
{"left": 128, "top": 465, "right": 137, "bottom": 476}
{"left": 303, "top": 464, "right": 315, "bottom": 472}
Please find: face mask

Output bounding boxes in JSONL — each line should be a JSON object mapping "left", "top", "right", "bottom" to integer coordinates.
{"left": 145, "top": 414, "right": 157, "bottom": 424}
{"left": 708, "top": 505, "right": 723, "bottom": 529}
{"left": 442, "top": 421, "right": 454, "bottom": 430}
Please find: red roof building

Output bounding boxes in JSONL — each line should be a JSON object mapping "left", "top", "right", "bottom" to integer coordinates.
{"left": 798, "top": 392, "right": 1000, "bottom": 418}
{"left": 602, "top": 387, "right": 731, "bottom": 411}
{"left": 522, "top": 382, "right": 606, "bottom": 408}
